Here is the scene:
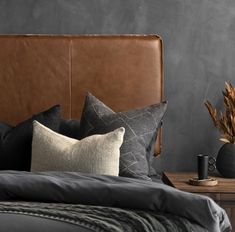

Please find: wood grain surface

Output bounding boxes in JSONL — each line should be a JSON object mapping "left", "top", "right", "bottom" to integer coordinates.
{"left": 163, "top": 172, "right": 235, "bottom": 228}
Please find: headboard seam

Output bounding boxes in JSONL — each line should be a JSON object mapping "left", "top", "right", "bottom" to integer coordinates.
{"left": 69, "top": 39, "right": 72, "bottom": 118}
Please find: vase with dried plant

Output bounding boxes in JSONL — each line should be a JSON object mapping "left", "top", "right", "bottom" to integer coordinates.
{"left": 205, "top": 82, "right": 235, "bottom": 177}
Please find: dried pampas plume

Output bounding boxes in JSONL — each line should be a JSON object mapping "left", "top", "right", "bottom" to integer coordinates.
{"left": 205, "top": 82, "right": 235, "bottom": 144}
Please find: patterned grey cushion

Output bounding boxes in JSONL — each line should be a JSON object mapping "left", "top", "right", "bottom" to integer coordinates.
{"left": 79, "top": 93, "right": 167, "bottom": 180}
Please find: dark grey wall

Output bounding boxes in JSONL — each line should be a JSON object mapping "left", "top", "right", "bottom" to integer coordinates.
{"left": 1, "top": 0, "right": 235, "bottom": 172}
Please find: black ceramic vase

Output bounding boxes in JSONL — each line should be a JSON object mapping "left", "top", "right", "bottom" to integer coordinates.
{"left": 216, "top": 143, "right": 235, "bottom": 178}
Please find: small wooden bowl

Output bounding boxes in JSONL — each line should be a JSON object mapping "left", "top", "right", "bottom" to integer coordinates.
{"left": 188, "top": 177, "right": 218, "bottom": 186}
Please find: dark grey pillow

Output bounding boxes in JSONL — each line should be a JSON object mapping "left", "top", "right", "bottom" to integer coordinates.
{"left": 59, "top": 119, "right": 80, "bottom": 139}
{"left": 79, "top": 93, "right": 167, "bottom": 180}
{"left": 0, "top": 105, "right": 61, "bottom": 171}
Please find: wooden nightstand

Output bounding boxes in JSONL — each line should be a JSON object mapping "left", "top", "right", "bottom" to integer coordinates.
{"left": 163, "top": 172, "right": 235, "bottom": 228}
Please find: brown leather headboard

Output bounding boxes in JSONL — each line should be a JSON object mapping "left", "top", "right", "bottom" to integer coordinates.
{"left": 0, "top": 35, "right": 163, "bottom": 155}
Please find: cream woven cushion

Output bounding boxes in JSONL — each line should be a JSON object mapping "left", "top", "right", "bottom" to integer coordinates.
{"left": 31, "top": 121, "right": 125, "bottom": 176}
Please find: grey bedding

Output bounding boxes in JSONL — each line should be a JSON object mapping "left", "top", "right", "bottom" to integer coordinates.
{"left": 0, "top": 202, "right": 207, "bottom": 232}
{"left": 0, "top": 212, "right": 90, "bottom": 232}
{"left": 0, "top": 171, "right": 231, "bottom": 232}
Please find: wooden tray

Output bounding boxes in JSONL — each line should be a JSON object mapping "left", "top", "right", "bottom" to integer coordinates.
{"left": 188, "top": 177, "right": 218, "bottom": 186}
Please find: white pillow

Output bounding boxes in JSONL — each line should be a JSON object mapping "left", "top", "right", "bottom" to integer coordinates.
{"left": 31, "top": 121, "right": 125, "bottom": 176}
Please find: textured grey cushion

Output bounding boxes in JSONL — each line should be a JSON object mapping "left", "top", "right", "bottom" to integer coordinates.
{"left": 79, "top": 93, "right": 167, "bottom": 180}
{"left": 31, "top": 121, "right": 125, "bottom": 176}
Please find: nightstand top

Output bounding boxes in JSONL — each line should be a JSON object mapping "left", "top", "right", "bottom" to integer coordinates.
{"left": 163, "top": 172, "right": 235, "bottom": 193}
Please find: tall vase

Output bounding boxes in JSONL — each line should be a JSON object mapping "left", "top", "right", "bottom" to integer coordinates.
{"left": 216, "top": 143, "right": 235, "bottom": 178}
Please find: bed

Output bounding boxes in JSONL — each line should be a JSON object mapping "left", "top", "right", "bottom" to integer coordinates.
{"left": 0, "top": 35, "right": 231, "bottom": 232}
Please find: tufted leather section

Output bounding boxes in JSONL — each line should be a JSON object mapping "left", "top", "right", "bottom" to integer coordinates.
{"left": 0, "top": 35, "right": 163, "bottom": 155}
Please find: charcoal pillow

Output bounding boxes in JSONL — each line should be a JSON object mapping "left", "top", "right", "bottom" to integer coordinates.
{"left": 79, "top": 93, "right": 167, "bottom": 180}
{"left": 59, "top": 119, "right": 80, "bottom": 139}
{"left": 0, "top": 105, "right": 60, "bottom": 171}
{"left": 31, "top": 121, "right": 125, "bottom": 176}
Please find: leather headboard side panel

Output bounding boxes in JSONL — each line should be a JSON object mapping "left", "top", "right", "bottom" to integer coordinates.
{"left": 71, "top": 36, "right": 163, "bottom": 115}
{"left": 71, "top": 35, "right": 163, "bottom": 154}
{"left": 0, "top": 36, "right": 71, "bottom": 125}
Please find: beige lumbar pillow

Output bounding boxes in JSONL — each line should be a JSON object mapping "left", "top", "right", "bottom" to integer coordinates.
{"left": 31, "top": 120, "right": 125, "bottom": 176}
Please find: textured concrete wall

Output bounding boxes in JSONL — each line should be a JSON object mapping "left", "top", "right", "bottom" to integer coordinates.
{"left": 1, "top": 0, "right": 235, "bottom": 172}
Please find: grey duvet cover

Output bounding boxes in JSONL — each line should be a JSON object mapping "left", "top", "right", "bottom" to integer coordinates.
{"left": 0, "top": 212, "right": 90, "bottom": 232}
{"left": 0, "top": 171, "right": 231, "bottom": 232}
